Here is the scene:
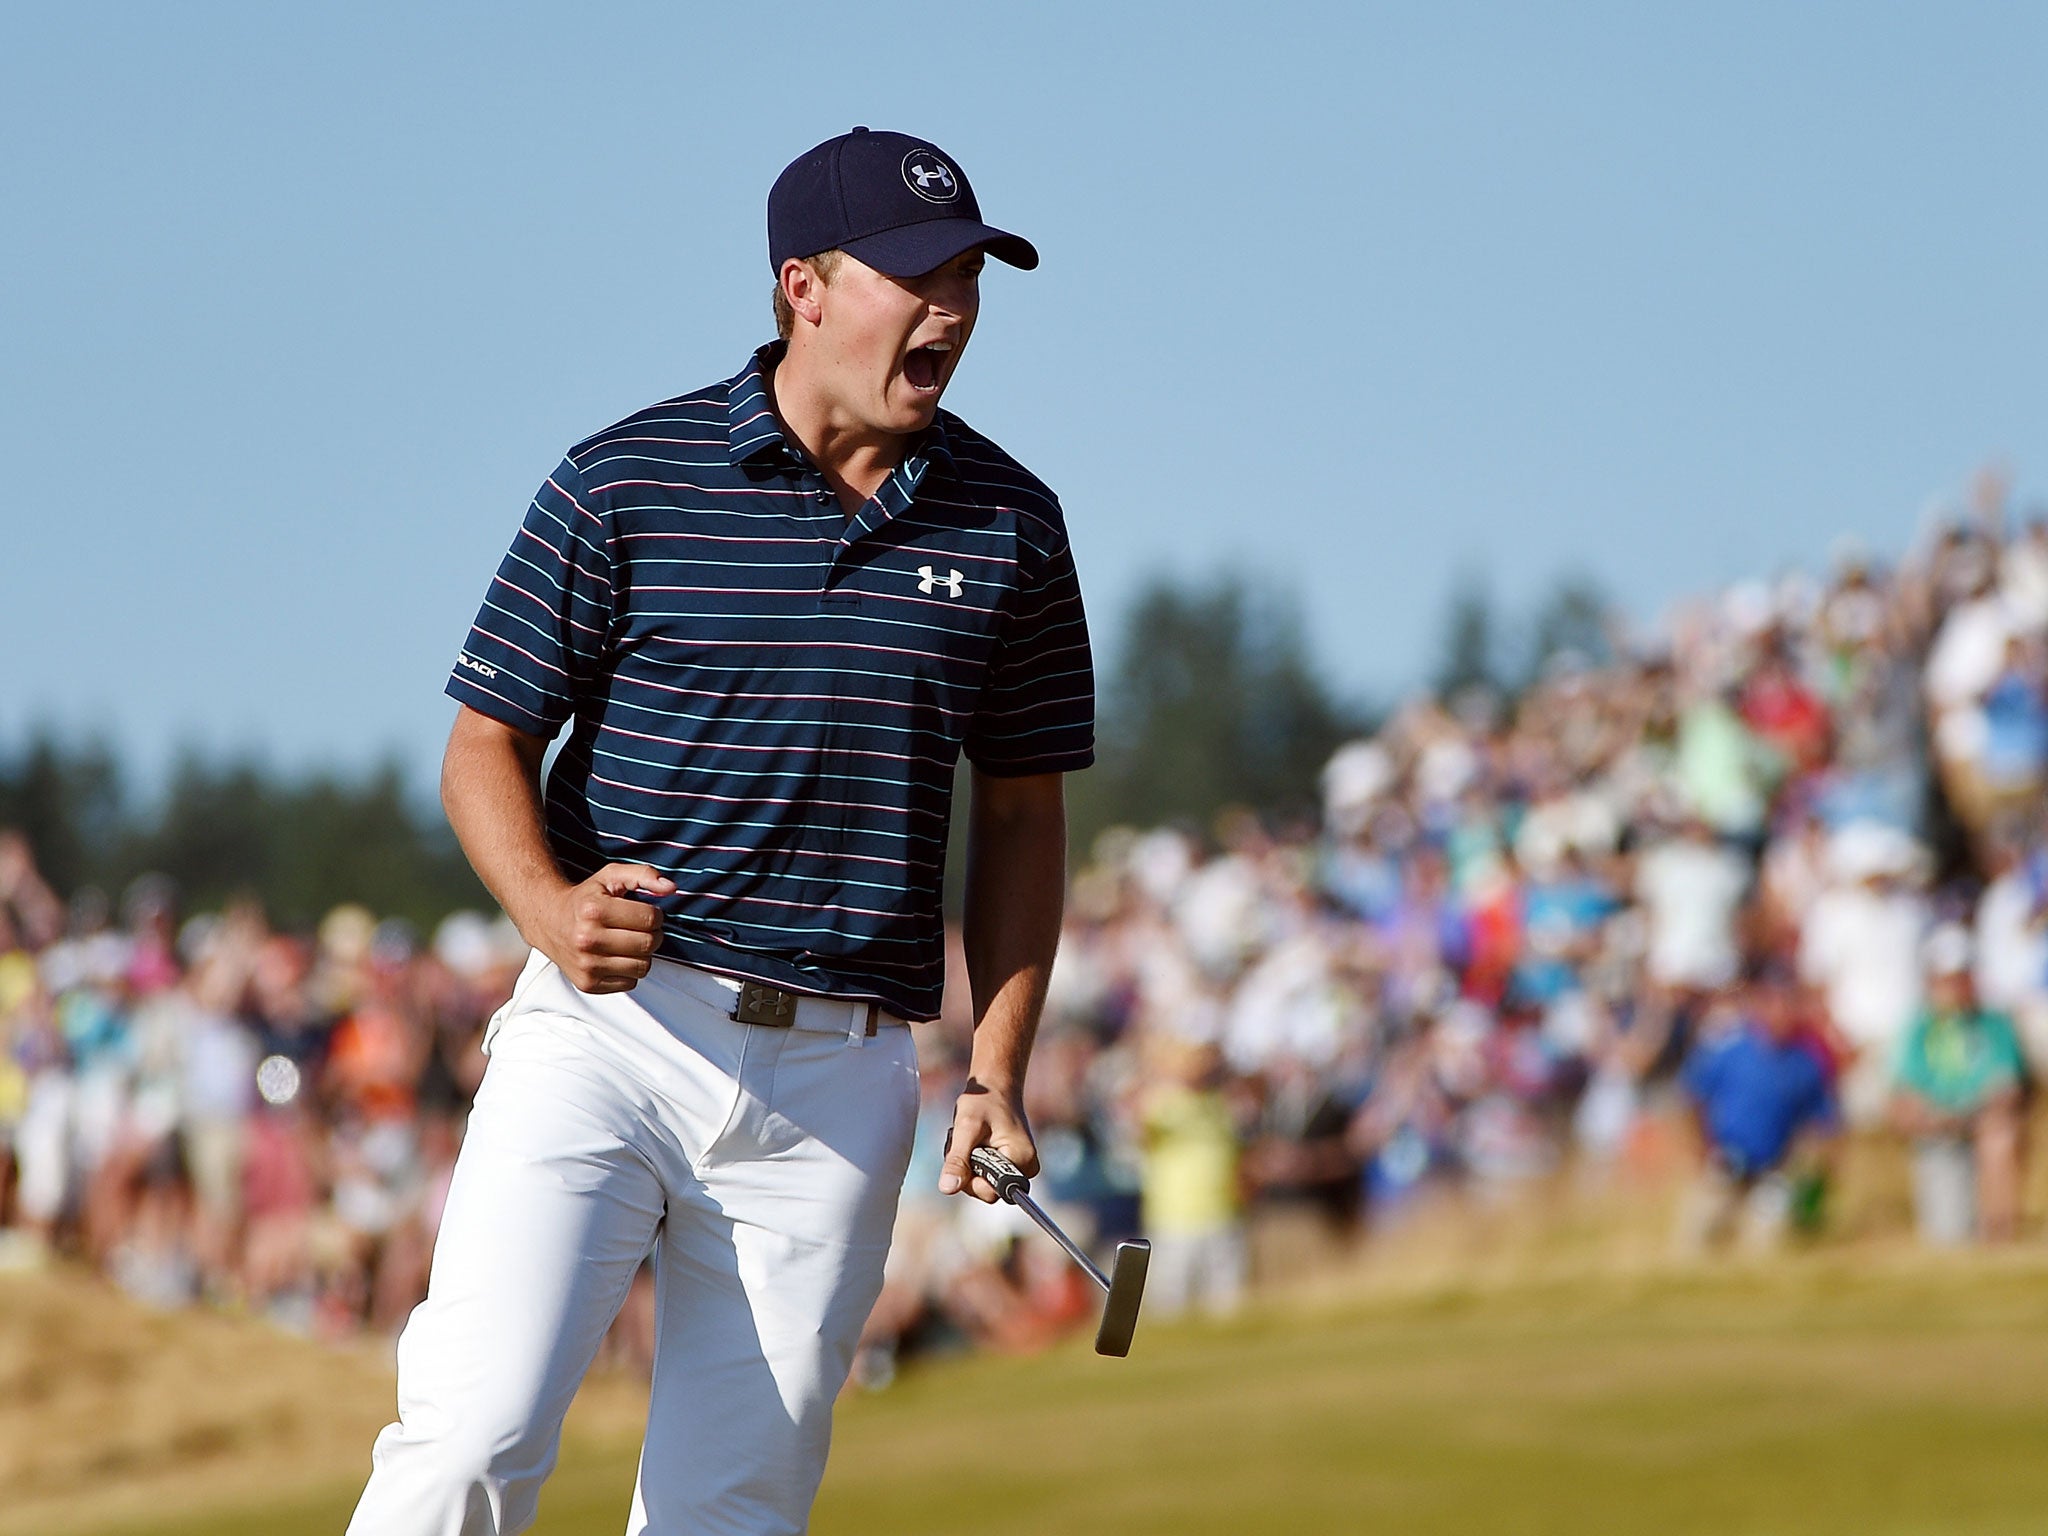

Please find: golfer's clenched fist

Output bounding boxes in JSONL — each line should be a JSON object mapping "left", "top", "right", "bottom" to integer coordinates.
{"left": 532, "top": 863, "right": 677, "bottom": 994}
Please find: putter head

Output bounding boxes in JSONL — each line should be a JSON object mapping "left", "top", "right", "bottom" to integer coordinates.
{"left": 1093, "top": 1239, "right": 1150, "bottom": 1357}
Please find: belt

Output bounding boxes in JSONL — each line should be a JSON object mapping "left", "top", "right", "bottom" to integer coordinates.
{"left": 645, "top": 959, "right": 904, "bottom": 1039}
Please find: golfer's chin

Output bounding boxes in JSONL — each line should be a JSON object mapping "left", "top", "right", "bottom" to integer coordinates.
{"left": 880, "top": 383, "right": 945, "bottom": 435}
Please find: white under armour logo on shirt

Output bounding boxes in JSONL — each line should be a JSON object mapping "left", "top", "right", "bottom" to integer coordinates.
{"left": 917, "top": 565, "right": 964, "bottom": 598}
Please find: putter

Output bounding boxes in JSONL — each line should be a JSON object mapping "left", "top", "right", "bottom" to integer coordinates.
{"left": 966, "top": 1144, "right": 1149, "bottom": 1357}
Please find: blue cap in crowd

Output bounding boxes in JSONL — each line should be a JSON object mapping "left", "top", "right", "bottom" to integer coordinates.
{"left": 768, "top": 127, "right": 1039, "bottom": 278}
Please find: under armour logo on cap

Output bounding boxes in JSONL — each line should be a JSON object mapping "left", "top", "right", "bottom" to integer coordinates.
{"left": 902, "top": 150, "right": 959, "bottom": 203}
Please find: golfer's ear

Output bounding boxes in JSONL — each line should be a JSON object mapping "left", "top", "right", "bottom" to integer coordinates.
{"left": 780, "top": 258, "right": 826, "bottom": 330}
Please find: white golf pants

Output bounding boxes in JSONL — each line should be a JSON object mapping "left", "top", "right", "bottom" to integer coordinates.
{"left": 346, "top": 954, "right": 920, "bottom": 1536}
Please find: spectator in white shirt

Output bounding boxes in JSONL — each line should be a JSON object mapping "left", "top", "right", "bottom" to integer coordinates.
{"left": 1801, "top": 823, "right": 1931, "bottom": 1124}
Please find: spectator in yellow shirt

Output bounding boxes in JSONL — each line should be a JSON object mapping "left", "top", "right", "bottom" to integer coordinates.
{"left": 1139, "top": 1038, "right": 1247, "bottom": 1319}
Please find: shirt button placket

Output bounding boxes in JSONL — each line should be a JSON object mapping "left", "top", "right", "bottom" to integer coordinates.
{"left": 819, "top": 481, "right": 851, "bottom": 598}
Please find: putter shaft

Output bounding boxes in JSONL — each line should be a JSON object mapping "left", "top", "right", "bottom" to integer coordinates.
{"left": 1007, "top": 1185, "right": 1112, "bottom": 1292}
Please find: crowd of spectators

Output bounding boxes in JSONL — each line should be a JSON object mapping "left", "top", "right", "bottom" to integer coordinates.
{"left": 986, "top": 490, "right": 2048, "bottom": 1318}
{"left": 6, "top": 489, "right": 2048, "bottom": 1375}
{"left": 0, "top": 838, "right": 527, "bottom": 1339}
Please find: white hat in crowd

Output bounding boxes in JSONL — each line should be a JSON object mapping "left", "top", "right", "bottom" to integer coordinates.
{"left": 1922, "top": 924, "right": 1974, "bottom": 978}
{"left": 1826, "top": 821, "right": 1929, "bottom": 886}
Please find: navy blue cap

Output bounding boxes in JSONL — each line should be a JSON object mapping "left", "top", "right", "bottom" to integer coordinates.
{"left": 768, "top": 127, "right": 1039, "bottom": 278}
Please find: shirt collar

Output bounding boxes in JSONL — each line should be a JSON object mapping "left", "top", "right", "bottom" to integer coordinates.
{"left": 726, "top": 344, "right": 791, "bottom": 465}
{"left": 916, "top": 410, "right": 956, "bottom": 475}
{"left": 725, "top": 341, "right": 956, "bottom": 478}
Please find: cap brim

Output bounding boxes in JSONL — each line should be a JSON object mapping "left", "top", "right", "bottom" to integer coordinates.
{"left": 840, "top": 219, "right": 1039, "bottom": 277}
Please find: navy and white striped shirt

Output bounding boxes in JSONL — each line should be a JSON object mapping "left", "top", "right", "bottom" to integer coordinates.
{"left": 446, "top": 345, "right": 1094, "bottom": 1020}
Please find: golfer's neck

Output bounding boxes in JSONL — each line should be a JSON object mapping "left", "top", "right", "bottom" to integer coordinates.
{"left": 769, "top": 345, "right": 904, "bottom": 511}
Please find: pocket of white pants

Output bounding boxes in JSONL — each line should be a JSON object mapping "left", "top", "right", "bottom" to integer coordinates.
{"left": 880, "top": 1029, "right": 922, "bottom": 1183}
{"left": 481, "top": 950, "right": 551, "bottom": 1056}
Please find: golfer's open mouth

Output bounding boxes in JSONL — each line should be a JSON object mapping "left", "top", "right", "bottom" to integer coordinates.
{"left": 903, "top": 341, "right": 952, "bottom": 394}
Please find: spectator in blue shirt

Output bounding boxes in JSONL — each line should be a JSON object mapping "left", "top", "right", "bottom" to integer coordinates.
{"left": 1675, "top": 963, "right": 1838, "bottom": 1255}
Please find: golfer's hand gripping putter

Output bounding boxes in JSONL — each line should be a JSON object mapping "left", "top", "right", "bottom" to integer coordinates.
{"left": 966, "top": 1145, "right": 1150, "bottom": 1357}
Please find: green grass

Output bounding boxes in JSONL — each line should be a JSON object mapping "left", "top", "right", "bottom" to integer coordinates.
{"left": 98, "top": 1261, "right": 2048, "bottom": 1536}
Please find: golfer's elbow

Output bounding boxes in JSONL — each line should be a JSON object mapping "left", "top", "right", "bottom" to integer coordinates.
{"left": 442, "top": 706, "right": 548, "bottom": 820}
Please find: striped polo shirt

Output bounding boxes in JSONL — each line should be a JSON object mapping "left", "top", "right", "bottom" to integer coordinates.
{"left": 445, "top": 344, "right": 1094, "bottom": 1020}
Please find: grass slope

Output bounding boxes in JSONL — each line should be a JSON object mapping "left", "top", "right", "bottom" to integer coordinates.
{"left": 40, "top": 1257, "right": 2048, "bottom": 1536}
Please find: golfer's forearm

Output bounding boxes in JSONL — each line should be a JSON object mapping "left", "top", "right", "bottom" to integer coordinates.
{"left": 442, "top": 706, "right": 571, "bottom": 940}
{"left": 960, "top": 769, "right": 1066, "bottom": 1092}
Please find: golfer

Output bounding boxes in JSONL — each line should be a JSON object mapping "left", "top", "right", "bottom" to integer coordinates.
{"left": 347, "top": 127, "right": 1092, "bottom": 1535}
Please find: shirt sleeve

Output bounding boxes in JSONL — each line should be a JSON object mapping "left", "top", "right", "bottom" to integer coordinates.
{"left": 1983, "top": 1011, "right": 2026, "bottom": 1091}
{"left": 444, "top": 456, "right": 615, "bottom": 737}
{"left": 964, "top": 505, "right": 1095, "bottom": 777}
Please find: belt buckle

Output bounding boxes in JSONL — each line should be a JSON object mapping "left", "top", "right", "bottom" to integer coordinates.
{"left": 731, "top": 981, "right": 799, "bottom": 1027}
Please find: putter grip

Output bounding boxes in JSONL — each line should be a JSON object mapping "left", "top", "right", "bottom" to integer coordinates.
{"left": 967, "top": 1145, "right": 1029, "bottom": 1202}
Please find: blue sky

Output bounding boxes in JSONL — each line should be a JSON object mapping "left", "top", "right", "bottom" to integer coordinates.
{"left": 4, "top": 3, "right": 2044, "bottom": 788}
